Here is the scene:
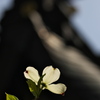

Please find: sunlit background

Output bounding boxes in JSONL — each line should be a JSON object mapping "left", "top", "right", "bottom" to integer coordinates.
{"left": 1, "top": 0, "right": 100, "bottom": 56}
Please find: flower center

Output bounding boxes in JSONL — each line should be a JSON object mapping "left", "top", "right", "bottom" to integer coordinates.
{"left": 41, "top": 83, "right": 47, "bottom": 88}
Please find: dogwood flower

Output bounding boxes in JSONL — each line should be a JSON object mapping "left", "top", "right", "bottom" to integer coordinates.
{"left": 24, "top": 66, "right": 67, "bottom": 95}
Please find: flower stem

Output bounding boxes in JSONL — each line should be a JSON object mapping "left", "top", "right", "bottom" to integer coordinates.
{"left": 34, "top": 98, "right": 38, "bottom": 100}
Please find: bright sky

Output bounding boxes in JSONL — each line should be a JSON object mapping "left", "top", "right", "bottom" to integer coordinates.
{"left": 70, "top": 0, "right": 100, "bottom": 56}
{"left": 0, "top": 0, "right": 100, "bottom": 56}
{"left": 0, "top": 0, "right": 14, "bottom": 20}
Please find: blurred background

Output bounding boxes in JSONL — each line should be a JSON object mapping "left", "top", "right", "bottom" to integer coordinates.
{"left": 1, "top": 0, "right": 100, "bottom": 56}
{"left": 0, "top": 0, "right": 100, "bottom": 100}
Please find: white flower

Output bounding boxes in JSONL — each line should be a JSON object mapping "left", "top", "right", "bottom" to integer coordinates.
{"left": 24, "top": 66, "right": 67, "bottom": 94}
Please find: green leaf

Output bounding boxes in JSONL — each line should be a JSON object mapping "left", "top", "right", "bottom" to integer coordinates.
{"left": 6, "top": 93, "right": 19, "bottom": 100}
{"left": 26, "top": 74, "right": 46, "bottom": 99}
{"left": 26, "top": 79, "right": 38, "bottom": 98}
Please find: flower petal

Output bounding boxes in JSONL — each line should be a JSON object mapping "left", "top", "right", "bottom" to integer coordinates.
{"left": 47, "top": 83, "right": 67, "bottom": 94}
{"left": 24, "top": 66, "right": 40, "bottom": 83}
{"left": 42, "top": 66, "right": 60, "bottom": 84}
